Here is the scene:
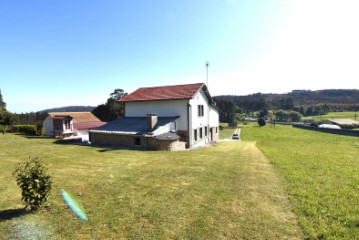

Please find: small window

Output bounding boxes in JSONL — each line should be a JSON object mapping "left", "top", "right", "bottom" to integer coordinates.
{"left": 198, "top": 105, "right": 204, "bottom": 117}
{"left": 194, "top": 129, "right": 197, "bottom": 141}
{"left": 205, "top": 126, "right": 208, "bottom": 136}
{"left": 64, "top": 119, "right": 71, "bottom": 130}
{"left": 134, "top": 137, "right": 141, "bottom": 146}
{"left": 216, "top": 127, "right": 218, "bottom": 133}
{"left": 200, "top": 127, "right": 203, "bottom": 139}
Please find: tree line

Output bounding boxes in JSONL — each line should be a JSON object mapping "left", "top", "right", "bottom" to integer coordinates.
{"left": 214, "top": 89, "right": 359, "bottom": 123}
{"left": 0, "top": 88, "right": 128, "bottom": 133}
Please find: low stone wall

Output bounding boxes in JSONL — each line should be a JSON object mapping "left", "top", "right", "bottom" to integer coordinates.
{"left": 147, "top": 138, "right": 186, "bottom": 151}
{"left": 90, "top": 132, "right": 186, "bottom": 150}
{"left": 90, "top": 132, "right": 146, "bottom": 148}
{"left": 293, "top": 124, "right": 359, "bottom": 137}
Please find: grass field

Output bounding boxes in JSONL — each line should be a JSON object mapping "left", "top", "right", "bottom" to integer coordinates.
{"left": 0, "top": 133, "right": 302, "bottom": 239}
{"left": 302, "top": 111, "right": 359, "bottom": 121}
{"left": 242, "top": 123, "right": 359, "bottom": 239}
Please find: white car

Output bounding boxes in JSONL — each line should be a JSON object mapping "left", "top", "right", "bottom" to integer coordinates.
{"left": 232, "top": 134, "right": 240, "bottom": 140}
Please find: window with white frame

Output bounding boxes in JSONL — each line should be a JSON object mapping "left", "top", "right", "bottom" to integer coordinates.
{"left": 198, "top": 105, "right": 204, "bottom": 117}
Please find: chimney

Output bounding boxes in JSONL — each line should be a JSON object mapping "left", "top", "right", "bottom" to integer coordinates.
{"left": 147, "top": 113, "right": 158, "bottom": 131}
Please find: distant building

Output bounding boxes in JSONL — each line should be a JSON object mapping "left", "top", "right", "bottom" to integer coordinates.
{"left": 328, "top": 119, "right": 359, "bottom": 127}
{"left": 90, "top": 83, "right": 219, "bottom": 150}
{"left": 319, "top": 124, "right": 341, "bottom": 130}
{"left": 43, "top": 112, "right": 106, "bottom": 142}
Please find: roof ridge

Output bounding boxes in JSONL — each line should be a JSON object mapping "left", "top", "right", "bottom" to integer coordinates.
{"left": 136, "top": 82, "right": 204, "bottom": 90}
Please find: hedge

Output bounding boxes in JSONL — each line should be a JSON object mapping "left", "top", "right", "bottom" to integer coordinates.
{"left": 12, "top": 125, "right": 37, "bottom": 135}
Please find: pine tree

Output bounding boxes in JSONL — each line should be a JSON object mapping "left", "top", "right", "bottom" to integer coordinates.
{"left": 0, "top": 89, "right": 6, "bottom": 111}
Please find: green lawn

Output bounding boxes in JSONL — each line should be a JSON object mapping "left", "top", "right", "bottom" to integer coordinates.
{"left": 0, "top": 133, "right": 302, "bottom": 239}
{"left": 242, "top": 123, "right": 359, "bottom": 239}
{"left": 303, "top": 111, "right": 359, "bottom": 121}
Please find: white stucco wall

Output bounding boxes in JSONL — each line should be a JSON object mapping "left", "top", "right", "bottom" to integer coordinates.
{"left": 188, "top": 89, "right": 219, "bottom": 148}
{"left": 125, "top": 100, "right": 188, "bottom": 130}
{"left": 43, "top": 115, "right": 54, "bottom": 136}
{"left": 209, "top": 105, "right": 219, "bottom": 127}
{"left": 75, "top": 129, "right": 89, "bottom": 142}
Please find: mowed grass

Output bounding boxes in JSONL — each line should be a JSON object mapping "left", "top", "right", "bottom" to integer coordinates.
{"left": 0, "top": 134, "right": 303, "bottom": 239}
{"left": 242, "top": 123, "right": 359, "bottom": 239}
{"left": 302, "top": 111, "right": 359, "bottom": 121}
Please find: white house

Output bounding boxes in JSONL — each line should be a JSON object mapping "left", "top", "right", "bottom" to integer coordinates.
{"left": 43, "top": 112, "right": 106, "bottom": 142}
{"left": 89, "top": 83, "right": 219, "bottom": 150}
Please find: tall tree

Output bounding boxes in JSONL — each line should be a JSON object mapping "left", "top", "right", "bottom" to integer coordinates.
{"left": 110, "top": 89, "right": 127, "bottom": 100}
{"left": 0, "top": 111, "right": 17, "bottom": 133}
{"left": 0, "top": 89, "right": 6, "bottom": 111}
{"left": 92, "top": 88, "right": 128, "bottom": 122}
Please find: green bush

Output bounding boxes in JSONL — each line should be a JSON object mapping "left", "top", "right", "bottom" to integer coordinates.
{"left": 310, "top": 122, "right": 319, "bottom": 127}
{"left": 39, "top": 127, "right": 46, "bottom": 136}
{"left": 339, "top": 124, "right": 357, "bottom": 130}
{"left": 12, "top": 125, "right": 37, "bottom": 135}
{"left": 258, "top": 118, "right": 266, "bottom": 127}
{"left": 13, "top": 157, "right": 52, "bottom": 211}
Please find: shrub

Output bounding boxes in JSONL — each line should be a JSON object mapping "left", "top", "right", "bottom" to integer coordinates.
{"left": 39, "top": 127, "right": 46, "bottom": 136}
{"left": 339, "top": 124, "right": 357, "bottom": 130}
{"left": 258, "top": 117, "right": 266, "bottom": 127}
{"left": 12, "top": 125, "right": 37, "bottom": 135}
{"left": 13, "top": 157, "right": 52, "bottom": 211}
{"left": 310, "top": 122, "right": 319, "bottom": 127}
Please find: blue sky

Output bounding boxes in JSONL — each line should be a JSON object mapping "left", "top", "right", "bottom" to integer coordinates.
{"left": 1, "top": 0, "right": 358, "bottom": 113}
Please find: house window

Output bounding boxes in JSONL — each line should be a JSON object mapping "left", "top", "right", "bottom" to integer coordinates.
{"left": 194, "top": 129, "right": 197, "bottom": 141}
{"left": 134, "top": 137, "right": 141, "bottom": 146}
{"left": 198, "top": 105, "right": 204, "bottom": 117}
{"left": 64, "top": 119, "right": 71, "bottom": 130}
{"left": 200, "top": 127, "right": 203, "bottom": 139}
{"left": 205, "top": 126, "right": 208, "bottom": 137}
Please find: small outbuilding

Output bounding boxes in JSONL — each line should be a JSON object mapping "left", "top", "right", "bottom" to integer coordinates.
{"left": 328, "top": 119, "right": 359, "bottom": 127}
{"left": 43, "top": 112, "right": 106, "bottom": 142}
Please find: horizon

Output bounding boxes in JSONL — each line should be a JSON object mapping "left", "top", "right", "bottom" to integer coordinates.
{"left": 8, "top": 87, "right": 359, "bottom": 113}
{"left": 1, "top": 0, "right": 359, "bottom": 113}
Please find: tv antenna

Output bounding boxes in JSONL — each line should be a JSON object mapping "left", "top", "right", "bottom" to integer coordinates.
{"left": 205, "top": 61, "right": 209, "bottom": 87}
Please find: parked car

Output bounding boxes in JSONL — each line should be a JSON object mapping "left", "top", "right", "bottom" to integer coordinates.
{"left": 232, "top": 133, "right": 240, "bottom": 140}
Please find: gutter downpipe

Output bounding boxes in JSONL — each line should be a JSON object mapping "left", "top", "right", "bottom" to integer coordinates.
{"left": 188, "top": 101, "right": 192, "bottom": 149}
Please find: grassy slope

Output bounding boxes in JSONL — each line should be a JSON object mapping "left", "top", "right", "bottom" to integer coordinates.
{"left": 0, "top": 134, "right": 302, "bottom": 239}
{"left": 302, "top": 111, "right": 359, "bottom": 121}
{"left": 242, "top": 123, "right": 359, "bottom": 239}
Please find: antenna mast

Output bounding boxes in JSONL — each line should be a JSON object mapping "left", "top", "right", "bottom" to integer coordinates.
{"left": 205, "top": 61, "right": 209, "bottom": 87}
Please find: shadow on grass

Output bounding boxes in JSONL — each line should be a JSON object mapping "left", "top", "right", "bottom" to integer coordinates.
{"left": 15, "top": 133, "right": 50, "bottom": 139}
{"left": 0, "top": 208, "right": 27, "bottom": 221}
{"left": 97, "top": 145, "right": 137, "bottom": 152}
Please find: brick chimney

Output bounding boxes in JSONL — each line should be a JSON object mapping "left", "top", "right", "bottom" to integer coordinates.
{"left": 147, "top": 113, "right": 158, "bottom": 131}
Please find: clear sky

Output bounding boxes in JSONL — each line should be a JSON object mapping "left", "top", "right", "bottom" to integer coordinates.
{"left": 1, "top": 0, "right": 358, "bottom": 113}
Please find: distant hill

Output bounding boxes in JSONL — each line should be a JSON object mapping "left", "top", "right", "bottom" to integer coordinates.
{"left": 214, "top": 89, "right": 359, "bottom": 114}
{"left": 40, "top": 106, "right": 96, "bottom": 113}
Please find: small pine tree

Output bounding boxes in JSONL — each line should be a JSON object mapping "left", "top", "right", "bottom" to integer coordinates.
{"left": 13, "top": 157, "right": 52, "bottom": 211}
{"left": 258, "top": 117, "right": 266, "bottom": 127}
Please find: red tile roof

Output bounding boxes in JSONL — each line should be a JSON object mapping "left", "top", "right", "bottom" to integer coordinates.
{"left": 118, "top": 83, "right": 205, "bottom": 102}
{"left": 74, "top": 121, "right": 107, "bottom": 130}
{"left": 49, "top": 112, "right": 102, "bottom": 123}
